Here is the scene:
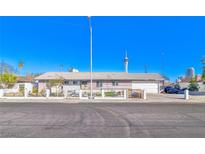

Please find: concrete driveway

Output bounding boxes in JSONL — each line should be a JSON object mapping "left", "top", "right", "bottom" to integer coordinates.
{"left": 1, "top": 102, "right": 205, "bottom": 137}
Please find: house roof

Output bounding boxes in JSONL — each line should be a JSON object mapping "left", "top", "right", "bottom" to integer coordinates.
{"left": 17, "top": 76, "right": 35, "bottom": 83}
{"left": 35, "top": 72, "right": 166, "bottom": 81}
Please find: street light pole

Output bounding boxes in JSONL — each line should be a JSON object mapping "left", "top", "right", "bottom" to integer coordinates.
{"left": 88, "top": 16, "right": 93, "bottom": 100}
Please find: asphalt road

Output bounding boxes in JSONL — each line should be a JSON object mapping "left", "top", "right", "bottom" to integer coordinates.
{"left": 1, "top": 102, "right": 205, "bottom": 137}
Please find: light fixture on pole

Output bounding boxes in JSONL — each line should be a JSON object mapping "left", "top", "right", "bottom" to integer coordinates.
{"left": 88, "top": 16, "right": 93, "bottom": 100}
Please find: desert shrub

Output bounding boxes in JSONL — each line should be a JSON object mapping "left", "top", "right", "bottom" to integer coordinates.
{"left": 19, "top": 86, "right": 25, "bottom": 95}
{"left": 95, "top": 92, "right": 102, "bottom": 97}
{"left": 39, "top": 89, "right": 46, "bottom": 96}
{"left": 32, "top": 87, "right": 38, "bottom": 94}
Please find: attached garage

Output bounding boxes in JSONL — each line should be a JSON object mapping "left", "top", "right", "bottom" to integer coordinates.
{"left": 132, "top": 82, "right": 159, "bottom": 93}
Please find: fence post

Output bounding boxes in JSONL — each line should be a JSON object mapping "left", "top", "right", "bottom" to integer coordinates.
{"left": 46, "top": 89, "right": 50, "bottom": 98}
{"left": 64, "top": 90, "right": 67, "bottom": 99}
{"left": 0, "top": 89, "right": 4, "bottom": 98}
{"left": 79, "top": 90, "right": 82, "bottom": 99}
{"left": 24, "top": 88, "right": 28, "bottom": 98}
{"left": 185, "top": 89, "right": 189, "bottom": 100}
{"left": 143, "top": 90, "right": 147, "bottom": 100}
{"left": 102, "top": 89, "right": 105, "bottom": 98}
{"left": 158, "top": 82, "right": 160, "bottom": 94}
{"left": 124, "top": 89, "right": 127, "bottom": 99}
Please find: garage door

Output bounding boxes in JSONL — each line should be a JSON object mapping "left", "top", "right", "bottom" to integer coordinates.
{"left": 132, "top": 83, "right": 159, "bottom": 93}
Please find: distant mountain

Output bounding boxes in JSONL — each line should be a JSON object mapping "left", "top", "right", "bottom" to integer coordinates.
{"left": 0, "top": 61, "right": 18, "bottom": 74}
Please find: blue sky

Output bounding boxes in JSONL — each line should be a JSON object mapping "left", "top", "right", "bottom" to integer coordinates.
{"left": 0, "top": 16, "right": 204, "bottom": 81}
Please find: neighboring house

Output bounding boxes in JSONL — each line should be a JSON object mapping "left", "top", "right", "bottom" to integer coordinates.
{"left": 177, "top": 75, "right": 205, "bottom": 92}
{"left": 35, "top": 72, "right": 166, "bottom": 94}
{"left": 179, "top": 81, "right": 205, "bottom": 92}
{"left": 2, "top": 76, "right": 35, "bottom": 95}
{"left": 16, "top": 76, "right": 35, "bottom": 93}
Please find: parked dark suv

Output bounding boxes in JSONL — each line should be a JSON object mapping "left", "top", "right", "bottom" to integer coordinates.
{"left": 164, "top": 86, "right": 186, "bottom": 94}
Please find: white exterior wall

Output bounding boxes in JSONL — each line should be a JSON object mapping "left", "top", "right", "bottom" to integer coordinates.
{"left": 38, "top": 82, "right": 47, "bottom": 92}
{"left": 200, "top": 84, "right": 205, "bottom": 92}
{"left": 132, "top": 82, "right": 159, "bottom": 93}
{"left": 23, "top": 83, "right": 33, "bottom": 93}
{"left": 51, "top": 86, "right": 62, "bottom": 93}
{"left": 37, "top": 80, "right": 164, "bottom": 94}
{"left": 3, "top": 83, "right": 33, "bottom": 94}
{"left": 88, "top": 80, "right": 131, "bottom": 90}
{"left": 3, "top": 83, "right": 19, "bottom": 93}
{"left": 63, "top": 85, "right": 80, "bottom": 93}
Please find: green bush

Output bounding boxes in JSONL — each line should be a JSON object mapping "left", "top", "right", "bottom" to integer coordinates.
{"left": 0, "top": 72, "right": 17, "bottom": 88}
{"left": 105, "top": 91, "right": 117, "bottom": 97}
{"left": 188, "top": 78, "right": 199, "bottom": 91}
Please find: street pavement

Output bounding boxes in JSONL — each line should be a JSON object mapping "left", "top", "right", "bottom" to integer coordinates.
{"left": 1, "top": 102, "right": 205, "bottom": 137}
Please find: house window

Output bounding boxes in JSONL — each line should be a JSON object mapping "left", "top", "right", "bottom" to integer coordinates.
{"left": 112, "top": 81, "right": 119, "bottom": 86}
{"left": 81, "top": 81, "right": 88, "bottom": 85}
{"left": 73, "top": 81, "right": 78, "bottom": 85}
{"left": 69, "top": 81, "right": 73, "bottom": 85}
{"left": 65, "top": 80, "right": 79, "bottom": 85}
{"left": 96, "top": 81, "right": 103, "bottom": 87}
{"left": 64, "top": 81, "right": 69, "bottom": 85}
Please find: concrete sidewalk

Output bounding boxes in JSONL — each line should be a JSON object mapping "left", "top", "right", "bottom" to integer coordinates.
{"left": 0, "top": 94, "right": 204, "bottom": 103}
{"left": 148, "top": 94, "right": 205, "bottom": 103}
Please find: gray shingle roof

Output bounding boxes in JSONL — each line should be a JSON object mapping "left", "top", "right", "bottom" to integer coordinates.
{"left": 35, "top": 72, "right": 166, "bottom": 81}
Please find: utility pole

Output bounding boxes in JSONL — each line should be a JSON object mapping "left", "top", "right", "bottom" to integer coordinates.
{"left": 144, "top": 65, "right": 148, "bottom": 73}
{"left": 88, "top": 16, "right": 93, "bottom": 100}
{"left": 59, "top": 64, "right": 64, "bottom": 72}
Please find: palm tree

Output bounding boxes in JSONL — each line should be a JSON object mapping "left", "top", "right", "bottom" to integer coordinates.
{"left": 18, "top": 60, "right": 24, "bottom": 76}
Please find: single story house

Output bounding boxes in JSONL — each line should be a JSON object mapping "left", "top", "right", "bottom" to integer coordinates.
{"left": 1, "top": 76, "right": 35, "bottom": 95}
{"left": 35, "top": 72, "right": 166, "bottom": 94}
